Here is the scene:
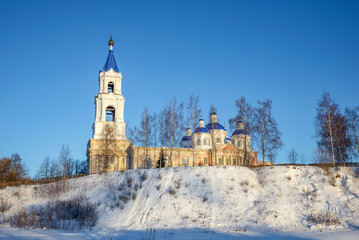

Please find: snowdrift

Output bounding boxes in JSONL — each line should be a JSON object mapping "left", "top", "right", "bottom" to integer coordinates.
{"left": 1, "top": 166, "right": 359, "bottom": 232}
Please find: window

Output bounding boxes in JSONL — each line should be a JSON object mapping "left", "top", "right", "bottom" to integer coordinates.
{"left": 233, "top": 158, "right": 237, "bottom": 165}
{"left": 108, "top": 82, "right": 114, "bottom": 92}
{"left": 237, "top": 141, "right": 241, "bottom": 148}
{"left": 203, "top": 139, "right": 206, "bottom": 145}
{"left": 218, "top": 157, "right": 223, "bottom": 165}
{"left": 146, "top": 155, "right": 150, "bottom": 161}
{"left": 184, "top": 157, "right": 188, "bottom": 165}
{"left": 197, "top": 139, "right": 201, "bottom": 146}
{"left": 106, "top": 106, "right": 115, "bottom": 121}
{"left": 110, "top": 156, "right": 114, "bottom": 164}
{"left": 216, "top": 138, "right": 220, "bottom": 144}
{"left": 226, "top": 158, "right": 229, "bottom": 165}
{"left": 204, "top": 158, "right": 208, "bottom": 164}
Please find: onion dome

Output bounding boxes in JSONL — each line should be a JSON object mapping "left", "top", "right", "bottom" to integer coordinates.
{"left": 102, "top": 35, "right": 119, "bottom": 73}
{"left": 181, "top": 135, "right": 193, "bottom": 141}
{"left": 108, "top": 35, "right": 114, "bottom": 46}
{"left": 194, "top": 127, "right": 209, "bottom": 133}
{"left": 210, "top": 111, "right": 217, "bottom": 115}
{"left": 232, "top": 121, "right": 247, "bottom": 136}
{"left": 194, "top": 117, "right": 209, "bottom": 133}
{"left": 205, "top": 122, "right": 225, "bottom": 130}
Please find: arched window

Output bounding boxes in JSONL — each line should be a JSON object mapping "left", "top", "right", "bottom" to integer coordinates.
{"left": 108, "top": 82, "right": 114, "bottom": 92}
{"left": 216, "top": 138, "right": 220, "bottom": 144}
{"left": 233, "top": 158, "right": 237, "bottom": 165}
{"left": 237, "top": 141, "right": 241, "bottom": 148}
{"left": 197, "top": 139, "right": 201, "bottom": 146}
{"left": 106, "top": 106, "right": 115, "bottom": 121}
{"left": 203, "top": 139, "right": 207, "bottom": 145}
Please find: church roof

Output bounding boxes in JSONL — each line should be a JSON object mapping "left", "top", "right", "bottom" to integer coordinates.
{"left": 103, "top": 50, "right": 119, "bottom": 72}
{"left": 232, "top": 128, "right": 247, "bottom": 136}
{"left": 194, "top": 127, "right": 209, "bottom": 133}
{"left": 205, "top": 122, "right": 225, "bottom": 131}
{"left": 181, "top": 135, "right": 192, "bottom": 141}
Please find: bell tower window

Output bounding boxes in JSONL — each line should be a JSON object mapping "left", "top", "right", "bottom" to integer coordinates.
{"left": 108, "top": 82, "right": 114, "bottom": 93}
{"left": 106, "top": 106, "right": 115, "bottom": 121}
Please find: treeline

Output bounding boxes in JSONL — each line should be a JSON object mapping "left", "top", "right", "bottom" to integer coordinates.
{"left": 0, "top": 145, "right": 88, "bottom": 187}
{"left": 127, "top": 95, "right": 284, "bottom": 166}
{"left": 314, "top": 92, "right": 359, "bottom": 166}
{"left": 35, "top": 145, "right": 88, "bottom": 180}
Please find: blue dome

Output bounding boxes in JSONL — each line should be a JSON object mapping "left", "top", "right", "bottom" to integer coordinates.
{"left": 205, "top": 122, "right": 225, "bottom": 131}
{"left": 194, "top": 127, "right": 209, "bottom": 133}
{"left": 232, "top": 129, "right": 247, "bottom": 136}
{"left": 181, "top": 136, "right": 192, "bottom": 141}
{"left": 210, "top": 111, "right": 217, "bottom": 116}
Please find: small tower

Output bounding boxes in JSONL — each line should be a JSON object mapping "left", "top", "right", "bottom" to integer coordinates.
{"left": 92, "top": 35, "right": 126, "bottom": 140}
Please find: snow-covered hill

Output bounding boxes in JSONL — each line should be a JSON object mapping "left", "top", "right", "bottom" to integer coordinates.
{"left": 1, "top": 166, "right": 359, "bottom": 233}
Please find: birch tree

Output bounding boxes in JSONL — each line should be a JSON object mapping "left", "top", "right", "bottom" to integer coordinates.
{"left": 97, "top": 125, "right": 119, "bottom": 173}
{"left": 345, "top": 106, "right": 359, "bottom": 155}
{"left": 315, "top": 92, "right": 339, "bottom": 167}
{"left": 58, "top": 145, "right": 71, "bottom": 181}
{"left": 187, "top": 95, "right": 201, "bottom": 165}
{"left": 253, "top": 99, "right": 283, "bottom": 165}
{"left": 229, "top": 97, "right": 254, "bottom": 165}
{"left": 139, "top": 107, "right": 152, "bottom": 168}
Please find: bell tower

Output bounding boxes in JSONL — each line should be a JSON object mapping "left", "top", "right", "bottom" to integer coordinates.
{"left": 92, "top": 35, "right": 126, "bottom": 140}
{"left": 88, "top": 36, "right": 130, "bottom": 174}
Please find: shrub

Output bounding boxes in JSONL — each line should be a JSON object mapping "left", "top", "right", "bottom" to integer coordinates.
{"left": 307, "top": 210, "right": 341, "bottom": 225}
{"left": 0, "top": 198, "right": 12, "bottom": 213}
{"left": 169, "top": 187, "right": 176, "bottom": 195}
{"left": 10, "top": 196, "right": 98, "bottom": 230}
{"left": 240, "top": 180, "right": 249, "bottom": 187}
{"left": 140, "top": 173, "right": 148, "bottom": 182}
{"left": 256, "top": 168, "right": 265, "bottom": 185}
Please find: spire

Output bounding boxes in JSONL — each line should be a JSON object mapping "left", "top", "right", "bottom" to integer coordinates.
{"left": 102, "top": 35, "right": 119, "bottom": 73}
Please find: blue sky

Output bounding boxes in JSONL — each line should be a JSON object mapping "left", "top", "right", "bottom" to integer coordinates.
{"left": 1, "top": 0, "right": 358, "bottom": 176}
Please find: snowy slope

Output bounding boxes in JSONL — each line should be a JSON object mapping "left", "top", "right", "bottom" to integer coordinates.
{"left": 1, "top": 166, "right": 359, "bottom": 232}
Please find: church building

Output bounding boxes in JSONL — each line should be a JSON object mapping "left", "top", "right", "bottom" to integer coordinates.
{"left": 87, "top": 37, "right": 258, "bottom": 174}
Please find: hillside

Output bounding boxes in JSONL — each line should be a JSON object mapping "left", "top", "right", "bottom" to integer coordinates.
{"left": 1, "top": 166, "right": 359, "bottom": 234}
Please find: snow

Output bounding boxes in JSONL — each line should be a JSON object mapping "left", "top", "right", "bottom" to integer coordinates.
{"left": 1, "top": 166, "right": 359, "bottom": 238}
{"left": 0, "top": 226, "right": 358, "bottom": 239}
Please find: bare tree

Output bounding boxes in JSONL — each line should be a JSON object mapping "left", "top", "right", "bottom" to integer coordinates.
{"left": 167, "top": 97, "right": 182, "bottom": 167}
{"left": 288, "top": 148, "right": 300, "bottom": 165}
{"left": 332, "top": 114, "right": 351, "bottom": 165}
{"left": 315, "top": 92, "right": 340, "bottom": 167}
{"left": 35, "top": 157, "right": 51, "bottom": 179}
{"left": 229, "top": 97, "right": 254, "bottom": 165}
{"left": 253, "top": 99, "right": 283, "bottom": 165}
{"left": 177, "top": 103, "right": 184, "bottom": 166}
{"left": 58, "top": 145, "right": 71, "bottom": 181}
{"left": 97, "top": 125, "right": 119, "bottom": 173}
{"left": 187, "top": 95, "right": 201, "bottom": 165}
{"left": 312, "top": 148, "right": 332, "bottom": 164}
{"left": 151, "top": 112, "right": 158, "bottom": 163}
{"left": 139, "top": 107, "right": 152, "bottom": 168}
{"left": 128, "top": 125, "right": 140, "bottom": 169}
{"left": 208, "top": 105, "right": 218, "bottom": 165}
{"left": 345, "top": 106, "right": 359, "bottom": 155}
